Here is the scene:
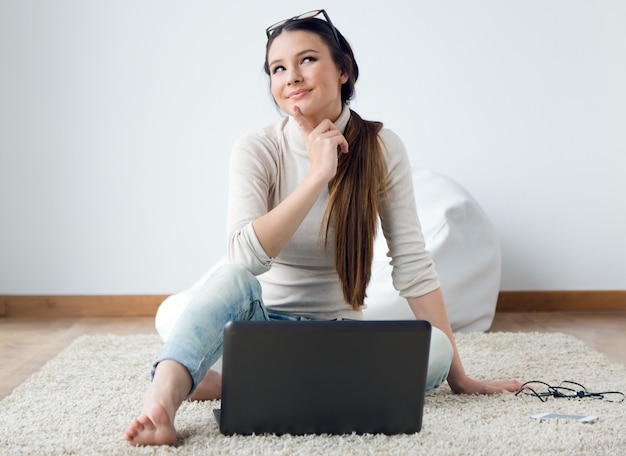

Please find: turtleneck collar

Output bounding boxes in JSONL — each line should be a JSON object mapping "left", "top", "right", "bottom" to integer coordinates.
{"left": 284, "top": 104, "right": 352, "bottom": 157}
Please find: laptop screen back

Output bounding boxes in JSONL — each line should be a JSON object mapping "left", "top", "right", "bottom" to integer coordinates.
{"left": 216, "top": 319, "right": 431, "bottom": 435}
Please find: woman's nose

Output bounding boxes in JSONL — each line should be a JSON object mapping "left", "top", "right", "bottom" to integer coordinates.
{"left": 287, "top": 67, "right": 302, "bottom": 85}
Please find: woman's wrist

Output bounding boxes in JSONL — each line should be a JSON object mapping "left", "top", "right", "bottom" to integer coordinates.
{"left": 305, "top": 167, "right": 334, "bottom": 189}
{"left": 446, "top": 366, "right": 475, "bottom": 394}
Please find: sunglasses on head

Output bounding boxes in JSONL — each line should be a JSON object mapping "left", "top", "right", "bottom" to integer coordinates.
{"left": 265, "top": 9, "right": 341, "bottom": 47}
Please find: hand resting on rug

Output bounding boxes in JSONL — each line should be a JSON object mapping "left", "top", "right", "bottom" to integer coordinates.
{"left": 408, "top": 289, "right": 522, "bottom": 395}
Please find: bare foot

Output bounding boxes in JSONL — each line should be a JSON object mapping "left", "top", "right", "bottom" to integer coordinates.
{"left": 190, "top": 369, "right": 222, "bottom": 401}
{"left": 124, "top": 402, "right": 176, "bottom": 446}
{"left": 124, "top": 360, "right": 192, "bottom": 446}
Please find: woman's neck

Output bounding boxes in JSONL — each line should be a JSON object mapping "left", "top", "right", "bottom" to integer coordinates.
{"left": 299, "top": 101, "right": 344, "bottom": 128}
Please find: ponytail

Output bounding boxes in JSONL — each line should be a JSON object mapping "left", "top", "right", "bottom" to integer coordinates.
{"left": 322, "top": 110, "right": 387, "bottom": 310}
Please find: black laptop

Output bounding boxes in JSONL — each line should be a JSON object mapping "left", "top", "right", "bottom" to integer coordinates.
{"left": 213, "top": 319, "right": 431, "bottom": 435}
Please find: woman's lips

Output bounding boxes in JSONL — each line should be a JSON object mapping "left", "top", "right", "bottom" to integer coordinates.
{"left": 288, "top": 89, "right": 311, "bottom": 100}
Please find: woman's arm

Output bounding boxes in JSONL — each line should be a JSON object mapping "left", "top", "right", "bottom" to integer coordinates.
{"left": 408, "top": 289, "right": 522, "bottom": 394}
{"left": 251, "top": 165, "right": 329, "bottom": 258}
{"left": 252, "top": 107, "right": 348, "bottom": 258}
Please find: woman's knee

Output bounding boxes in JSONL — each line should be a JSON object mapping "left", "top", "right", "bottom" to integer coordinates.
{"left": 205, "top": 263, "right": 261, "bottom": 297}
{"left": 194, "top": 263, "right": 264, "bottom": 318}
{"left": 210, "top": 263, "right": 249, "bottom": 281}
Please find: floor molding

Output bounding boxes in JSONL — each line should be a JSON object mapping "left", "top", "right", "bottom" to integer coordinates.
{"left": 496, "top": 290, "right": 626, "bottom": 312}
{"left": 0, "top": 295, "right": 168, "bottom": 318}
{"left": 2, "top": 291, "right": 625, "bottom": 318}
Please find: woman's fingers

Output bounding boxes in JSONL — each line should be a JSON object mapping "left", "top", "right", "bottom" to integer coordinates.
{"left": 294, "top": 106, "right": 348, "bottom": 153}
{"left": 293, "top": 108, "right": 349, "bottom": 180}
{"left": 293, "top": 106, "right": 314, "bottom": 136}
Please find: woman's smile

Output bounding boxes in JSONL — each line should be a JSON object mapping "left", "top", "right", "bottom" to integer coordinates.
{"left": 287, "top": 88, "right": 312, "bottom": 100}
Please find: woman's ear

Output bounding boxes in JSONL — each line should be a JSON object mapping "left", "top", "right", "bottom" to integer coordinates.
{"left": 340, "top": 70, "right": 349, "bottom": 84}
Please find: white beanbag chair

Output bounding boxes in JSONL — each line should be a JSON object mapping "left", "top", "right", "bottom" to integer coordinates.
{"left": 156, "top": 168, "right": 500, "bottom": 345}
{"left": 362, "top": 168, "right": 500, "bottom": 332}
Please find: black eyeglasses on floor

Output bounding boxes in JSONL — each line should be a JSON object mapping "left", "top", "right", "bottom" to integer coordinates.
{"left": 515, "top": 380, "right": 625, "bottom": 403}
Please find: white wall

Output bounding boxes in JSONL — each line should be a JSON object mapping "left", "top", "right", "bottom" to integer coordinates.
{"left": 1, "top": 0, "right": 625, "bottom": 294}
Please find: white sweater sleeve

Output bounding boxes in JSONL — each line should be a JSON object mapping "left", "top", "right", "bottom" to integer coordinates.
{"left": 225, "top": 128, "right": 278, "bottom": 275}
{"left": 378, "top": 129, "right": 441, "bottom": 298}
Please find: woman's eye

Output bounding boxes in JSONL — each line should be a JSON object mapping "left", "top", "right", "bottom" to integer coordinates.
{"left": 272, "top": 65, "right": 286, "bottom": 74}
{"left": 271, "top": 56, "right": 316, "bottom": 75}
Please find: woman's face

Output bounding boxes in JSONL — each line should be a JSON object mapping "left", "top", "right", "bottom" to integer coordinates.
{"left": 267, "top": 30, "right": 348, "bottom": 126}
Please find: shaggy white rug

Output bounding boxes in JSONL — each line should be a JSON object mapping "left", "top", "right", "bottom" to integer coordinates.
{"left": 1, "top": 332, "right": 624, "bottom": 455}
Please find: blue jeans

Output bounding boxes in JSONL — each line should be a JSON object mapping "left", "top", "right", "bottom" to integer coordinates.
{"left": 153, "top": 264, "right": 453, "bottom": 397}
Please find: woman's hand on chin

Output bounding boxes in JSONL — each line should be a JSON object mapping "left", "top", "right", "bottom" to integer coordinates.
{"left": 293, "top": 106, "right": 348, "bottom": 182}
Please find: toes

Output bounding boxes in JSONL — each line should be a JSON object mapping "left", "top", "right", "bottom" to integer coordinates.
{"left": 137, "top": 414, "right": 156, "bottom": 431}
{"left": 124, "top": 418, "right": 142, "bottom": 440}
{"left": 124, "top": 416, "right": 149, "bottom": 442}
{"left": 124, "top": 404, "right": 176, "bottom": 446}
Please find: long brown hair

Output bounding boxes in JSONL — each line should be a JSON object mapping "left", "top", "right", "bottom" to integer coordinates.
{"left": 265, "top": 16, "right": 387, "bottom": 310}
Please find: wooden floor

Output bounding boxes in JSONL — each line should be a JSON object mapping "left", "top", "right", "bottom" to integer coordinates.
{"left": 1, "top": 312, "right": 625, "bottom": 400}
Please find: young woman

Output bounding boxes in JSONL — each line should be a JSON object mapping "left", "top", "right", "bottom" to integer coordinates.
{"left": 124, "top": 10, "right": 521, "bottom": 446}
